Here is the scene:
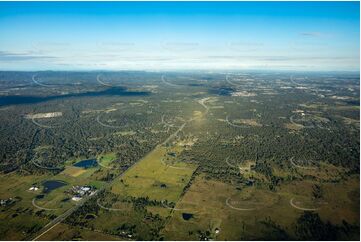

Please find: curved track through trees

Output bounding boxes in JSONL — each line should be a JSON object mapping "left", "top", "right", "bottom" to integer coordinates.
{"left": 225, "top": 157, "right": 239, "bottom": 169}
{"left": 31, "top": 117, "right": 58, "bottom": 129}
{"left": 289, "top": 157, "right": 317, "bottom": 170}
{"left": 226, "top": 115, "right": 250, "bottom": 128}
{"left": 225, "top": 74, "right": 243, "bottom": 87}
{"left": 31, "top": 160, "right": 63, "bottom": 171}
{"left": 32, "top": 74, "right": 55, "bottom": 88}
{"left": 289, "top": 115, "right": 314, "bottom": 129}
{"left": 96, "top": 74, "right": 115, "bottom": 87}
{"left": 97, "top": 160, "right": 113, "bottom": 169}
{"left": 161, "top": 75, "right": 182, "bottom": 88}
{"left": 96, "top": 113, "right": 128, "bottom": 129}
{"left": 97, "top": 198, "right": 124, "bottom": 211}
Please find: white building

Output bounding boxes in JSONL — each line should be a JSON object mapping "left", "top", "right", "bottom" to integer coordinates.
{"left": 72, "top": 196, "right": 82, "bottom": 202}
{"left": 29, "top": 186, "right": 39, "bottom": 191}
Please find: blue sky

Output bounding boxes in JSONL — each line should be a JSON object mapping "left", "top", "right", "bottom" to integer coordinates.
{"left": 0, "top": 1, "right": 359, "bottom": 71}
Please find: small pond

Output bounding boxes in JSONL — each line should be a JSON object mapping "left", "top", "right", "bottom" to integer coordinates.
{"left": 42, "top": 180, "right": 68, "bottom": 193}
{"left": 74, "top": 158, "right": 98, "bottom": 169}
{"left": 182, "top": 213, "right": 194, "bottom": 221}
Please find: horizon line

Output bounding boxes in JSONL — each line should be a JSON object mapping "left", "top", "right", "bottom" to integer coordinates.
{"left": 0, "top": 69, "right": 359, "bottom": 73}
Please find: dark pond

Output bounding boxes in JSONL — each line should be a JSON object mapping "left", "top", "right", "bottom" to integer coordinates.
{"left": 42, "top": 180, "right": 67, "bottom": 193}
{"left": 74, "top": 158, "right": 98, "bottom": 169}
{"left": 182, "top": 213, "right": 194, "bottom": 221}
{"left": 85, "top": 214, "right": 97, "bottom": 220}
{"left": 0, "top": 87, "right": 150, "bottom": 106}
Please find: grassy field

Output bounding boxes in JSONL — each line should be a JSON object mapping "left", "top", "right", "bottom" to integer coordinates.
{"left": 61, "top": 166, "right": 87, "bottom": 177}
{"left": 97, "top": 152, "right": 117, "bottom": 168}
{"left": 33, "top": 184, "right": 74, "bottom": 214}
{"left": 111, "top": 145, "right": 197, "bottom": 202}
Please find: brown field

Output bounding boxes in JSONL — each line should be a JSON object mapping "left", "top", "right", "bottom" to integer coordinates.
{"left": 61, "top": 166, "right": 87, "bottom": 177}
{"left": 285, "top": 122, "right": 303, "bottom": 130}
